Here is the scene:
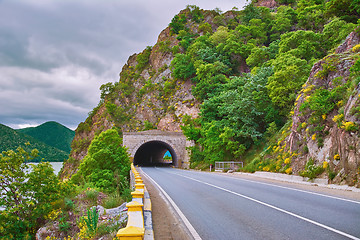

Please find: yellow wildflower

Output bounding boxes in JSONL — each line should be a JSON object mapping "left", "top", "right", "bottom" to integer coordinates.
{"left": 322, "top": 114, "right": 326, "bottom": 120}
{"left": 284, "top": 158, "right": 291, "bottom": 164}
{"left": 334, "top": 154, "right": 340, "bottom": 160}
{"left": 323, "top": 161, "right": 329, "bottom": 169}
{"left": 343, "top": 121, "right": 357, "bottom": 131}
{"left": 352, "top": 44, "right": 360, "bottom": 53}
{"left": 333, "top": 114, "right": 344, "bottom": 123}
{"left": 311, "top": 133, "right": 316, "bottom": 141}
{"left": 336, "top": 100, "right": 344, "bottom": 107}
{"left": 285, "top": 168, "right": 292, "bottom": 174}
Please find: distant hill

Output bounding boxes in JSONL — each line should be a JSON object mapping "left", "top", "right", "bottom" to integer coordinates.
{"left": 0, "top": 123, "right": 71, "bottom": 162}
{"left": 17, "top": 121, "right": 75, "bottom": 153}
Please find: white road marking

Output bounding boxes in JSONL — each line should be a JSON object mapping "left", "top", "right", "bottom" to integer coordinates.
{"left": 173, "top": 172, "right": 360, "bottom": 240}
{"left": 141, "top": 169, "right": 203, "bottom": 240}
{"left": 222, "top": 173, "right": 360, "bottom": 205}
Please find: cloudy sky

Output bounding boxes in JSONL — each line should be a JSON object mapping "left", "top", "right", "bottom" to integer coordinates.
{"left": 0, "top": 0, "right": 247, "bottom": 130}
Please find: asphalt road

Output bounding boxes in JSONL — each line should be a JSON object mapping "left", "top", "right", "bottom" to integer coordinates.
{"left": 141, "top": 167, "right": 360, "bottom": 240}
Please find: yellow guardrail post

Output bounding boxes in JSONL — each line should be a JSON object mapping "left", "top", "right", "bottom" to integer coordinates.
{"left": 117, "top": 163, "right": 147, "bottom": 240}
{"left": 116, "top": 201, "right": 145, "bottom": 240}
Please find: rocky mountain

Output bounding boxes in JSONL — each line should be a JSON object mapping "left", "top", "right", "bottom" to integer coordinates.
{"left": 276, "top": 32, "right": 360, "bottom": 186}
{"left": 0, "top": 122, "right": 72, "bottom": 162}
{"left": 60, "top": 1, "right": 360, "bottom": 187}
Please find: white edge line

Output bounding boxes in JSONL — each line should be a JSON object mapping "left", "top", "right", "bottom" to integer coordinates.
{"left": 229, "top": 174, "right": 360, "bottom": 205}
{"left": 141, "top": 170, "right": 203, "bottom": 240}
{"left": 188, "top": 169, "right": 360, "bottom": 205}
{"left": 175, "top": 173, "right": 360, "bottom": 240}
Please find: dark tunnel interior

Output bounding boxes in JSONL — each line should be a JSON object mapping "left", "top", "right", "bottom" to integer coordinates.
{"left": 133, "top": 140, "right": 178, "bottom": 167}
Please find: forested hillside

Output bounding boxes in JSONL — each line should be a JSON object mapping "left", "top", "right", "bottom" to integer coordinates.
{"left": 0, "top": 123, "right": 71, "bottom": 162}
{"left": 18, "top": 121, "right": 75, "bottom": 153}
{"left": 61, "top": 0, "right": 360, "bottom": 186}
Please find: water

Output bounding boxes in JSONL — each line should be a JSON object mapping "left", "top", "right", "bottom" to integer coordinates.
{"left": 31, "top": 161, "right": 64, "bottom": 175}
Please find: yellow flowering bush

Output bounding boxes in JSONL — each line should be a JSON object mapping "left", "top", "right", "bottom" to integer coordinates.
{"left": 352, "top": 44, "right": 360, "bottom": 53}
{"left": 333, "top": 114, "right": 344, "bottom": 126}
{"left": 284, "top": 158, "right": 291, "bottom": 164}
{"left": 342, "top": 121, "right": 358, "bottom": 132}
{"left": 301, "top": 122, "right": 307, "bottom": 128}
{"left": 336, "top": 100, "right": 344, "bottom": 107}
{"left": 46, "top": 209, "right": 61, "bottom": 221}
{"left": 285, "top": 168, "right": 292, "bottom": 174}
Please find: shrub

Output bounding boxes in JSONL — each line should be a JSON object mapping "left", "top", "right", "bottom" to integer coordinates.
{"left": 300, "top": 159, "right": 325, "bottom": 179}
{"left": 85, "top": 188, "right": 99, "bottom": 204}
{"left": 103, "top": 192, "right": 124, "bottom": 209}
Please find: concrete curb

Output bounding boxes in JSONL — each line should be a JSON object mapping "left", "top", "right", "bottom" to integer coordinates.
{"left": 143, "top": 189, "right": 154, "bottom": 240}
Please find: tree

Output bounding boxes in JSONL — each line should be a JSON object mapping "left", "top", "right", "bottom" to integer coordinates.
{"left": 100, "top": 82, "right": 115, "bottom": 100}
{"left": 322, "top": 18, "right": 356, "bottom": 50}
{"left": 0, "top": 147, "right": 65, "bottom": 239}
{"left": 325, "top": 0, "right": 360, "bottom": 23}
{"left": 266, "top": 53, "right": 309, "bottom": 113}
{"left": 170, "top": 53, "right": 196, "bottom": 80}
{"left": 71, "top": 129, "right": 131, "bottom": 194}
{"left": 279, "top": 30, "right": 324, "bottom": 61}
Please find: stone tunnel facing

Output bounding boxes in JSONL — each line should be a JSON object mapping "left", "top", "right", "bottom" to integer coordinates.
{"left": 133, "top": 140, "right": 178, "bottom": 167}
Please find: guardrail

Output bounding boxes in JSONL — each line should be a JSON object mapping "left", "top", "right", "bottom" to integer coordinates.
{"left": 215, "top": 161, "right": 243, "bottom": 172}
{"left": 116, "top": 164, "right": 153, "bottom": 240}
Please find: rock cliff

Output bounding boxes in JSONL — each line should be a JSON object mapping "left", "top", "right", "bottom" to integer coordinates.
{"left": 278, "top": 30, "right": 360, "bottom": 186}
{"left": 60, "top": 8, "right": 227, "bottom": 179}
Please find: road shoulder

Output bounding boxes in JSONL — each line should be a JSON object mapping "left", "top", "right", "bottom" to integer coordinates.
{"left": 140, "top": 168, "right": 193, "bottom": 240}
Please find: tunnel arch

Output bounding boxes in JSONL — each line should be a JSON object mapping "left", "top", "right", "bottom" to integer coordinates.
{"left": 122, "top": 130, "right": 191, "bottom": 168}
{"left": 133, "top": 140, "right": 178, "bottom": 166}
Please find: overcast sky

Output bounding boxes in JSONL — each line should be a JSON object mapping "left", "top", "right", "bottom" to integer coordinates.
{"left": 0, "top": 0, "right": 247, "bottom": 130}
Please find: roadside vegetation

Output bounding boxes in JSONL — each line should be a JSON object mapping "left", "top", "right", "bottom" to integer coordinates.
{"left": 0, "top": 129, "right": 131, "bottom": 239}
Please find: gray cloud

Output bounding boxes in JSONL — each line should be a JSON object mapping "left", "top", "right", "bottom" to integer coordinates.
{"left": 0, "top": 0, "right": 247, "bottom": 130}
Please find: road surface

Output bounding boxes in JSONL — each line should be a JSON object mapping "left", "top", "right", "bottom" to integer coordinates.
{"left": 141, "top": 167, "right": 360, "bottom": 240}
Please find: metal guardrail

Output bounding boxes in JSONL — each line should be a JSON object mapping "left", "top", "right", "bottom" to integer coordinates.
{"left": 215, "top": 161, "right": 243, "bottom": 172}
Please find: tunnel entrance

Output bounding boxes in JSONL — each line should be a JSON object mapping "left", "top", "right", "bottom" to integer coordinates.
{"left": 123, "top": 130, "right": 190, "bottom": 168}
{"left": 133, "top": 140, "right": 177, "bottom": 167}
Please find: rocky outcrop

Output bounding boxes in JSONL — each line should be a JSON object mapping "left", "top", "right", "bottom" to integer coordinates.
{"left": 285, "top": 31, "right": 360, "bottom": 186}
{"left": 255, "top": 0, "right": 277, "bottom": 9}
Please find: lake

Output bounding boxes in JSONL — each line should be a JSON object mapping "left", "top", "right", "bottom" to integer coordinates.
{"left": 31, "top": 161, "right": 64, "bottom": 175}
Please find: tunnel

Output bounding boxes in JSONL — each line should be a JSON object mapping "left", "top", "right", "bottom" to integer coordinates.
{"left": 133, "top": 140, "right": 178, "bottom": 167}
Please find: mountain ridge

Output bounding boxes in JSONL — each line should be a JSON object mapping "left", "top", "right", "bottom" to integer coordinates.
{"left": 17, "top": 121, "right": 75, "bottom": 153}
{"left": 0, "top": 121, "right": 74, "bottom": 162}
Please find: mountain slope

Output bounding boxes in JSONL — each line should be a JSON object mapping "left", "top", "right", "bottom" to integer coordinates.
{"left": 60, "top": 1, "right": 360, "bottom": 186}
{"left": 17, "top": 121, "right": 75, "bottom": 153}
{"left": 0, "top": 123, "right": 69, "bottom": 162}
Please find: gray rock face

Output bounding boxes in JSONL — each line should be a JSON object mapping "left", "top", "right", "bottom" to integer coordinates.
{"left": 286, "top": 31, "right": 360, "bottom": 187}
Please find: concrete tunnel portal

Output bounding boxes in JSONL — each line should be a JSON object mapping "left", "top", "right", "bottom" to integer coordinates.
{"left": 133, "top": 140, "right": 177, "bottom": 166}
{"left": 122, "top": 130, "right": 191, "bottom": 169}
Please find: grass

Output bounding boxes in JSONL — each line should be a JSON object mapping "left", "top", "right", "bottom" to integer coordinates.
{"left": 102, "top": 192, "right": 125, "bottom": 209}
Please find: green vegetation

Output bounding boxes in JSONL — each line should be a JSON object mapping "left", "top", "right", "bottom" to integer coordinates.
{"left": 89, "top": 1, "right": 360, "bottom": 179}
{"left": 0, "top": 123, "right": 70, "bottom": 162}
{"left": 0, "top": 147, "right": 71, "bottom": 239}
{"left": 71, "top": 129, "right": 131, "bottom": 197}
{"left": 167, "top": 1, "right": 360, "bottom": 174}
{"left": 17, "top": 121, "right": 75, "bottom": 153}
{"left": 0, "top": 129, "right": 130, "bottom": 238}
